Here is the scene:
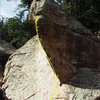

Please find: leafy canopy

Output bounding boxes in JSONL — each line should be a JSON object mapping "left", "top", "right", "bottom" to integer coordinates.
{"left": 0, "top": 0, "right": 35, "bottom": 48}
{"left": 0, "top": 16, "right": 36, "bottom": 48}
{"left": 57, "top": 0, "right": 100, "bottom": 33}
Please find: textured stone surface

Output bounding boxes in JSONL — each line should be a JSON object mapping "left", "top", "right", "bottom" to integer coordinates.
{"left": 30, "top": 0, "right": 100, "bottom": 84}
{"left": 0, "top": 39, "right": 15, "bottom": 79}
{"left": 2, "top": 36, "right": 60, "bottom": 100}
{"left": 1, "top": 0, "right": 100, "bottom": 100}
{"left": 2, "top": 36, "right": 100, "bottom": 100}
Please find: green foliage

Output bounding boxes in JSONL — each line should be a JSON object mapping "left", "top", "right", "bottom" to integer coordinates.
{"left": 18, "top": 0, "right": 33, "bottom": 9}
{"left": 57, "top": 0, "right": 100, "bottom": 33}
{"left": 17, "top": 0, "right": 33, "bottom": 19}
{"left": 7, "top": 0, "right": 33, "bottom": 18}
{"left": 3, "top": 0, "right": 36, "bottom": 49}
{"left": 7, "top": 0, "right": 33, "bottom": 8}
{"left": 1, "top": 17, "right": 36, "bottom": 48}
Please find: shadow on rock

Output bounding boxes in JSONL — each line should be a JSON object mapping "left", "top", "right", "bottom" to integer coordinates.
{"left": 65, "top": 67, "right": 100, "bottom": 89}
{"left": 0, "top": 88, "right": 11, "bottom": 100}
{"left": 95, "top": 96, "right": 100, "bottom": 100}
{"left": 0, "top": 50, "right": 10, "bottom": 72}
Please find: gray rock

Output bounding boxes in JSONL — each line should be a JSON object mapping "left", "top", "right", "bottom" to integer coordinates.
{"left": 2, "top": 0, "right": 100, "bottom": 100}
{"left": 2, "top": 36, "right": 100, "bottom": 100}
{"left": 2, "top": 36, "right": 60, "bottom": 100}
{"left": 29, "top": 0, "right": 100, "bottom": 84}
{"left": 0, "top": 39, "right": 15, "bottom": 79}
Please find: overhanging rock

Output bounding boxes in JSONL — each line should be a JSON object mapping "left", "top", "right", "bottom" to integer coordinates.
{"left": 29, "top": 0, "right": 100, "bottom": 83}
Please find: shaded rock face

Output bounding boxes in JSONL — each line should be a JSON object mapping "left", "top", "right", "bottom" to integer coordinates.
{"left": 0, "top": 88, "right": 11, "bottom": 100}
{"left": 29, "top": 0, "right": 100, "bottom": 83}
{"left": 0, "top": 39, "right": 15, "bottom": 78}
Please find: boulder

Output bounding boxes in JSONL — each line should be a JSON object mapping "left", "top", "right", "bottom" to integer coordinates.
{"left": 2, "top": 36, "right": 60, "bottom": 100}
{"left": 0, "top": 39, "right": 15, "bottom": 79}
{"left": 2, "top": 36, "right": 100, "bottom": 100}
{"left": 2, "top": 0, "right": 100, "bottom": 100}
{"left": 29, "top": 0, "right": 100, "bottom": 83}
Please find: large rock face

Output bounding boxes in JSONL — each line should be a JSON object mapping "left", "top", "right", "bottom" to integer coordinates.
{"left": 0, "top": 39, "right": 15, "bottom": 79}
{"left": 2, "top": 36, "right": 100, "bottom": 100}
{"left": 2, "top": 0, "right": 100, "bottom": 100}
{"left": 29, "top": 0, "right": 100, "bottom": 83}
{"left": 3, "top": 36, "right": 60, "bottom": 100}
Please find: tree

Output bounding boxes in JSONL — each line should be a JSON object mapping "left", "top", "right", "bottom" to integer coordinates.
{"left": 7, "top": 0, "right": 33, "bottom": 8}
{"left": 19, "top": 0, "right": 33, "bottom": 9}
{"left": 1, "top": 16, "right": 36, "bottom": 48}
{"left": 2, "top": 0, "right": 36, "bottom": 48}
{"left": 0, "top": 17, "right": 8, "bottom": 37}
{"left": 6, "top": 0, "right": 33, "bottom": 19}
{"left": 57, "top": 0, "right": 100, "bottom": 34}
